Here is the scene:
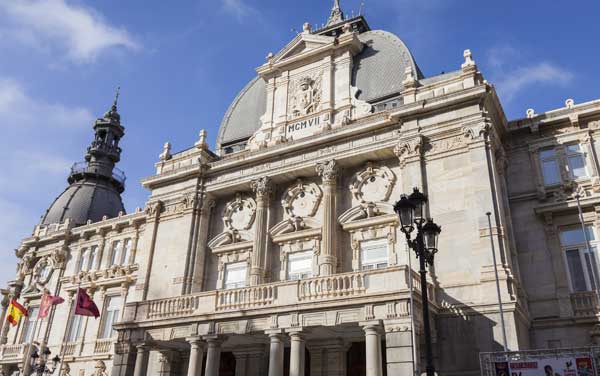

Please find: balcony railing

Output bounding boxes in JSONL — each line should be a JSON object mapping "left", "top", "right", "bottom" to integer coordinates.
{"left": 63, "top": 342, "right": 78, "bottom": 356}
{"left": 70, "top": 162, "right": 126, "bottom": 186}
{"left": 571, "top": 291, "right": 600, "bottom": 317}
{"left": 122, "top": 266, "right": 433, "bottom": 323}
{"left": 94, "top": 338, "right": 114, "bottom": 354}
{"left": 0, "top": 343, "right": 30, "bottom": 360}
{"left": 298, "top": 273, "right": 365, "bottom": 301}
{"left": 216, "top": 285, "right": 276, "bottom": 310}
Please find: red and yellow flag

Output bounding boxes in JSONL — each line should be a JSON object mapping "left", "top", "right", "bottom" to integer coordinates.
{"left": 6, "top": 299, "right": 27, "bottom": 327}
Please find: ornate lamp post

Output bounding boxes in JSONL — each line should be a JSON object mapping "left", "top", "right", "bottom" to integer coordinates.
{"left": 394, "top": 188, "right": 441, "bottom": 376}
{"left": 30, "top": 347, "right": 60, "bottom": 375}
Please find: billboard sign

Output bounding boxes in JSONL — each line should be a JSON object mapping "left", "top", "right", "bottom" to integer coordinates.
{"left": 494, "top": 357, "right": 595, "bottom": 376}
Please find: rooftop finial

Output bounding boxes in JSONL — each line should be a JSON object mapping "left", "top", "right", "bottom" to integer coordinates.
{"left": 327, "top": 0, "right": 344, "bottom": 26}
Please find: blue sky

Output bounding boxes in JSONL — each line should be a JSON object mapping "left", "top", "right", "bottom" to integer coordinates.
{"left": 0, "top": 0, "right": 598, "bottom": 285}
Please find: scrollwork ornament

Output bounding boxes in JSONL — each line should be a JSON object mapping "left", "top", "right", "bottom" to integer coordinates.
{"left": 462, "top": 122, "right": 490, "bottom": 141}
{"left": 350, "top": 162, "right": 396, "bottom": 204}
{"left": 250, "top": 177, "right": 272, "bottom": 199}
{"left": 281, "top": 179, "right": 322, "bottom": 219}
{"left": 315, "top": 159, "right": 339, "bottom": 183}
{"left": 394, "top": 135, "right": 423, "bottom": 168}
{"left": 223, "top": 193, "right": 257, "bottom": 232}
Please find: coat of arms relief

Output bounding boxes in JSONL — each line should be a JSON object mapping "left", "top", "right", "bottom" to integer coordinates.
{"left": 288, "top": 72, "right": 322, "bottom": 120}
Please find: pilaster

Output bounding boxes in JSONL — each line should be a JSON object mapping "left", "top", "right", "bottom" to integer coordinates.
{"left": 316, "top": 159, "right": 339, "bottom": 276}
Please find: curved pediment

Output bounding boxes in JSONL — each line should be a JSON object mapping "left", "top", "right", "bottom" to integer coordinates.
{"left": 269, "top": 217, "right": 321, "bottom": 238}
{"left": 208, "top": 230, "right": 253, "bottom": 250}
{"left": 338, "top": 202, "right": 396, "bottom": 225}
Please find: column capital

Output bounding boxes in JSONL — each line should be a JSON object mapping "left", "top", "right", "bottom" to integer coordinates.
{"left": 360, "top": 320, "right": 383, "bottom": 333}
{"left": 251, "top": 176, "right": 272, "bottom": 199}
{"left": 185, "top": 336, "right": 205, "bottom": 348}
{"left": 203, "top": 334, "right": 225, "bottom": 346}
{"left": 316, "top": 159, "right": 339, "bottom": 183}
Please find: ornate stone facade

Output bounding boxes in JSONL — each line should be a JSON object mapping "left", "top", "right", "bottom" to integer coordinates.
{"left": 1, "top": 2, "right": 600, "bottom": 376}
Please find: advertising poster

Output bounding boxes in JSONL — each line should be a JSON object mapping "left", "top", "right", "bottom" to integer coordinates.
{"left": 494, "top": 356, "right": 595, "bottom": 376}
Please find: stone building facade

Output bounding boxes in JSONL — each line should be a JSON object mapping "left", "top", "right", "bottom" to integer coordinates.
{"left": 1, "top": 2, "right": 600, "bottom": 375}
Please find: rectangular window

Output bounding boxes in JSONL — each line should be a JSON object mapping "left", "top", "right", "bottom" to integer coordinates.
{"left": 560, "top": 225, "right": 600, "bottom": 292}
{"left": 110, "top": 240, "right": 122, "bottom": 266}
{"left": 78, "top": 248, "right": 89, "bottom": 272}
{"left": 89, "top": 245, "right": 98, "bottom": 271}
{"left": 360, "top": 239, "right": 389, "bottom": 270}
{"left": 540, "top": 148, "right": 561, "bottom": 185}
{"left": 67, "top": 314, "right": 84, "bottom": 343}
{"left": 122, "top": 239, "right": 132, "bottom": 265}
{"left": 287, "top": 251, "right": 313, "bottom": 280}
{"left": 20, "top": 307, "right": 39, "bottom": 344}
{"left": 99, "top": 296, "right": 123, "bottom": 339}
{"left": 566, "top": 144, "right": 589, "bottom": 179}
{"left": 224, "top": 262, "right": 247, "bottom": 289}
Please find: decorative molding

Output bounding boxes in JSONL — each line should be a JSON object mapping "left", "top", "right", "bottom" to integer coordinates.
{"left": 250, "top": 177, "right": 272, "bottom": 199}
{"left": 350, "top": 162, "right": 396, "bottom": 206}
{"left": 462, "top": 122, "right": 490, "bottom": 141}
{"left": 223, "top": 194, "right": 257, "bottom": 233}
{"left": 281, "top": 179, "right": 322, "bottom": 220}
{"left": 315, "top": 159, "right": 338, "bottom": 183}
{"left": 394, "top": 135, "right": 423, "bottom": 167}
{"left": 288, "top": 72, "right": 322, "bottom": 120}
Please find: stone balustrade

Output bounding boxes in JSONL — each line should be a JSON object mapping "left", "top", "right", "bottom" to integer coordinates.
{"left": 0, "top": 343, "right": 30, "bottom": 360}
{"left": 216, "top": 285, "right": 276, "bottom": 310}
{"left": 570, "top": 291, "right": 600, "bottom": 317}
{"left": 63, "top": 342, "right": 78, "bottom": 356}
{"left": 147, "top": 295, "right": 201, "bottom": 319}
{"left": 298, "top": 272, "right": 365, "bottom": 301}
{"left": 94, "top": 338, "right": 114, "bottom": 354}
{"left": 122, "top": 266, "right": 433, "bottom": 323}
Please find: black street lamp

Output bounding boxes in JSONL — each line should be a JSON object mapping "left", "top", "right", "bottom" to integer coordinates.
{"left": 30, "top": 347, "right": 60, "bottom": 375}
{"left": 394, "top": 187, "right": 441, "bottom": 376}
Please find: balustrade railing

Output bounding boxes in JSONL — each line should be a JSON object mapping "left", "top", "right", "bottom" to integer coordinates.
{"left": 571, "top": 291, "right": 600, "bottom": 317}
{"left": 63, "top": 342, "right": 77, "bottom": 356}
{"left": 146, "top": 295, "right": 200, "bottom": 319}
{"left": 298, "top": 272, "right": 366, "bottom": 301}
{"left": 94, "top": 338, "right": 113, "bottom": 354}
{"left": 216, "top": 285, "right": 276, "bottom": 311}
{"left": 1, "top": 343, "right": 29, "bottom": 359}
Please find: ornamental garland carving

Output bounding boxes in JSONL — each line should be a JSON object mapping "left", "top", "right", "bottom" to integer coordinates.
{"left": 223, "top": 193, "right": 257, "bottom": 232}
{"left": 462, "top": 122, "right": 490, "bottom": 141}
{"left": 22, "top": 256, "right": 55, "bottom": 294}
{"left": 315, "top": 159, "right": 339, "bottom": 183}
{"left": 288, "top": 72, "right": 322, "bottom": 120}
{"left": 350, "top": 162, "right": 396, "bottom": 204}
{"left": 282, "top": 180, "right": 322, "bottom": 219}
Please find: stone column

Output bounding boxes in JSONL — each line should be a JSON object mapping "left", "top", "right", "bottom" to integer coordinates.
{"left": 187, "top": 337, "right": 205, "bottom": 376}
{"left": 267, "top": 330, "right": 285, "bottom": 376}
{"left": 133, "top": 344, "right": 150, "bottom": 376}
{"left": 0, "top": 291, "right": 10, "bottom": 345}
{"left": 316, "top": 160, "right": 339, "bottom": 276}
{"left": 363, "top": 323, "right": 383, "bottom": 376}
{"left": 289, "top": 331, "right": 305, "bottom": 376}
{"left": 250, "top": 177, "right": 272, "bottom": 285}
{"left": 204, "top": 336, "right": 223, "bottom": 376}
{"left": 190, "top": 196, "right": 215, "bottom": 293}
{"left": 384, "top": 319, "right": 415, "bottom": 375}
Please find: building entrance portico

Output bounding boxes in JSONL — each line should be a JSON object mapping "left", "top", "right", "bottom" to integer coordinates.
{"left": 120, "top": 321, "right": 412, "bottom": 376}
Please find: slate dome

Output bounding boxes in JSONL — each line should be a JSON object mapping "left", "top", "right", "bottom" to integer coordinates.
{"left": 216, "top": 26, "right": 423, "bottom": 154}
{"left": 40, "top": 95, "right": 127, "bottom": 227}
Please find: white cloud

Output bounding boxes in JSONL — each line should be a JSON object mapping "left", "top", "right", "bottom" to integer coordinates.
{"left": 0, "top": 0, "right": 139, "bottom": 63}
{"left": 222, "top": 0, "right": 257, "bottom": 22}
{"left": 0, "top": 78, "right": 94, "bottom": 129}
{"left": 493, "top": 62, "right": 574, "bottom": 102}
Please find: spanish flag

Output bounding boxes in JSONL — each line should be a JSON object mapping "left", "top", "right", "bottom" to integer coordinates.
{"left": 6, "top": 299, "right": 27, "bottom": 327}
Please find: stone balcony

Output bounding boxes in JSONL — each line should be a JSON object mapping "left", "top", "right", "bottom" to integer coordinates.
{"left": 120, "top": 265, "right": 435, "bottom": 326}
{"left": 571, "top": 291, "right": 600, "bottom": 318}
{"left": 0, "top": 343, "right": 33, "bottom": 366}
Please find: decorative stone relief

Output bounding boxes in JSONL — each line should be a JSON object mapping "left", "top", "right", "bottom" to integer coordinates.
{"left": 315, "top": 159, "right": 339, "bottom": 183}
{"left": 92, "top": 360, "right": 108, "bottom": 376}
{"left": 350, "top": 162, "right": 396, "bottom": 205}
{"left": 394, "top": 135, "right": 423, "bottom": 168}
{"left": 288, "top": 72, "right": 322, "bottom": 120}
{"left": 223, "top": 194, "right": 257, "bottom": 233}
{"left": 22, "top": 256, "right": 54, "bottom": 294}
{"left": 462, "top": 122, "right": 490, "bottom": 141}
{"left": 282, "top": 180, "right": 322, "bottom": 220}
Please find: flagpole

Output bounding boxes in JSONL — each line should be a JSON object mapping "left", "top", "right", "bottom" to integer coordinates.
{"left": 56, "top": 288, "right": 77, "bottom": 375}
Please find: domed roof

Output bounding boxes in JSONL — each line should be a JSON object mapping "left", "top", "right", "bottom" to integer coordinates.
{"left": 41, "top": 178, "right": 125, "bottom": 226}
{"left": 216, "top": 29, "right": 422, "bottom": 153}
